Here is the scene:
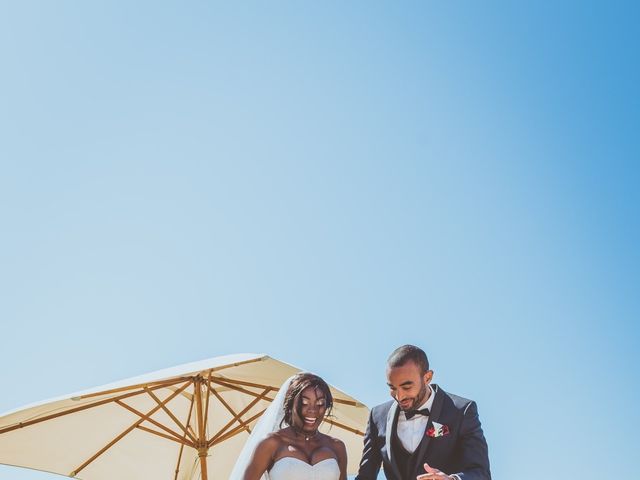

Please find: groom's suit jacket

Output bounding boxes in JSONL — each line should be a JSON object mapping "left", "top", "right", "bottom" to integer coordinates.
{"left": 355, "top": 385, "right": 490, "bottom": 480}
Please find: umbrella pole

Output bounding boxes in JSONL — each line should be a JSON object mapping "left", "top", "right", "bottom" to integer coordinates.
{"left": 195, "top": 377, "right": 209, "bottom": 480}
{"left": 198, "top": 448, "right": 209, "bottom": 480}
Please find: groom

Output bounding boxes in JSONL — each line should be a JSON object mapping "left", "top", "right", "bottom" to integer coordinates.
{"left": 356, "top": 345, "right": 491, "bottom": 480}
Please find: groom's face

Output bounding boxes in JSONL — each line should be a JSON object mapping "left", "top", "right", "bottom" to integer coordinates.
{"left": 386, "top": 360, "right": 433, "bottom": 411}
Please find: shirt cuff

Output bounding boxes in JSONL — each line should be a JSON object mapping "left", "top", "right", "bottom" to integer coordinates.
{"left": 450, "top": 475, "right": 462, "bottom": 480}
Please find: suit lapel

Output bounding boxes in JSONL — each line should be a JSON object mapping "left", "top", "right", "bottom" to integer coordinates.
{"left": 384, "top": 402, "right": 403, "bottom": 480}
{"left": 412, "top": 384, "right": 444, "bottom": 475}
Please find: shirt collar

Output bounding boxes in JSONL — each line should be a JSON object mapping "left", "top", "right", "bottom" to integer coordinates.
{"left": 400, "top": 384, "right": 435, "bottom": 420}
{"left": 418, "top": 384, "right": 435, "bottom": 411}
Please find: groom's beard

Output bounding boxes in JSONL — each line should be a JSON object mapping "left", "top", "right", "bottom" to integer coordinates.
{"left": 398, "top": 382, "right": 429, "bottom": 411}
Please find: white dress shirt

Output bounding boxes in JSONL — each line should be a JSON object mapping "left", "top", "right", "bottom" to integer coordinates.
{"left": 396, "top": 385, "right": 461, "bottom": 480}
{"left": 396, "top": 384, "right": 436, "bottom": 453}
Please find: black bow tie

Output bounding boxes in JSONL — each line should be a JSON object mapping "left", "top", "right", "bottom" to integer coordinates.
{"left": 404, "top": 407, "right": 430, "bottom": 420}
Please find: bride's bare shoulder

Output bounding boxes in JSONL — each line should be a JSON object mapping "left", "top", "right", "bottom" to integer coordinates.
{"left": 253, "top": 432, "right": 282, "bottom": 455}
{"left": 325, "top": 435, "right": 347, "bottom": 457}
{"left": 322, "top": 433, "right": 345, "bottom": 447}
{"left": 260, "top": 429, "right": 291, "bottom": 448}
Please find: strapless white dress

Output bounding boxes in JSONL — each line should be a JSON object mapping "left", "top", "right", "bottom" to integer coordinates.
{"left": 268, "top": 457, "right": 340, "bottom": 480}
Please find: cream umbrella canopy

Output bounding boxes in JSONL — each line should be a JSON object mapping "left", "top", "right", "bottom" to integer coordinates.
{"left": 0, "top": 353, "right": 369, "bottom": 479}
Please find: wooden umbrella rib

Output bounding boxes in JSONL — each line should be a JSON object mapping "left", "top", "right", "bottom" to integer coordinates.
{"left": 209, "top": 408, "right": 266, "bottom": 447}
{"left": 208, "top": 356, "right": 267, "bottom": 373}
{"left": 144, "top": 387, "right": 197, "bottom": 443}
{"left": 207, "top": 385, "right": 251, "bottom": 434}
{"left": 332, "top": 398, "right": 360, "bottom": 406}
{"left": 194, "top": 379, "right": 209, "bottom": 480}
{"left": 71, "top": 376, "right": 194, "bottom": 400}
{"left": 69, "top": 380, "right": 192, "bottom": 477}
{"left": 209, "top": 387, "right": 269, "bottom": 442}
{"left": 209, "top": 378, "right": 276, "bottom": 400}
{"left": 68, "top": 424, "right": 131, "bottom": 477}
{"left": 136, "top": 425, "right": 194, "bottom": 446}
{"left": 207, "top": 387, "right": 271, "bottom": 447}
{"left": 173, "top": 390, "right": 196, "bottom": 480}
{"left": 115, "top": 399, "right": 192, "bottom": 446}
{"left": 194, "top": 380, "right": 205, "bottom": 442}
{"left": 166, "top": 384, "right": 194, "bottom": 402}
{"left": 202, "top": 374, "right": 212, "bottom": 434}
{"left": 323, "top": 418, "right": 365, "bottom": 436}
{"left": 209, "top": 414, "right": 365, "bottom": 448}
{"left": 212, "top": 375, "right": 360, "bottom": 406}
{"left": 0, "top": 377, "right": 190, "bottom": 436}
{"left": 209, "top": 376, "right": 279, "bottom": 391}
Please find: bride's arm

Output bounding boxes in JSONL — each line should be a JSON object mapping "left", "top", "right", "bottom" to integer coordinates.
{"left": 242, "top": 435, "right": 279, "bottom": 480}
{"left": 334, "top": 438, "right": 348, "bottom": 480}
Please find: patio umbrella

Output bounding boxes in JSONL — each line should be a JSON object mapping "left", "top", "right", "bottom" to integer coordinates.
{"left": 0, "top": 353, "right": 368, "bottom": 479}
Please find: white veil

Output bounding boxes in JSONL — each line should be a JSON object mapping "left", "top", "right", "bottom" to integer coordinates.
{"left": 229, "top": 375, "right": 295, "bottom": 480}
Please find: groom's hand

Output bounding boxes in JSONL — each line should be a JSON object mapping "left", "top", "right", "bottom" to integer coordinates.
{"left": 416, "top": 462, "right": 455, "bottom": 480}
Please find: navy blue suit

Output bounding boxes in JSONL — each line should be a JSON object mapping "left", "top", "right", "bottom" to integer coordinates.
{"left": 356, "top": 385, "right": 490, "bottom": 480}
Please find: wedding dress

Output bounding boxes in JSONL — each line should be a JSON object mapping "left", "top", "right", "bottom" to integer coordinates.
{"left": 229, "top": 376, "right": 341, "bottom": 480}
{"left": 268, "top": 457, "right": 340, "bottom": 480}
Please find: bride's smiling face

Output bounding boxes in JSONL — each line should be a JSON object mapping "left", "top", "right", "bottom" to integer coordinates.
{"left": 294, "top": 386, "right": 327, "bottom": 432}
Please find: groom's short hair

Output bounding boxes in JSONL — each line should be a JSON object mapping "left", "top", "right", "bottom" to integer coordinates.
{"left": 387, "top": 345, "right": 430, "bottom": 373}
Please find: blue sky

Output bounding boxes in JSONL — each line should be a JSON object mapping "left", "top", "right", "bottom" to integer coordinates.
{"left": 1, "top": 2, "right": 638, "bottom": 479}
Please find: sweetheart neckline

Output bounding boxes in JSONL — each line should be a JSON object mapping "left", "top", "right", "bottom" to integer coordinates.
{"left": 272, "top": 456, "right": 338, "bottom": 468}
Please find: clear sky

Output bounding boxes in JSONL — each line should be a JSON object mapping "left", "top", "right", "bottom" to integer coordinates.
{"left": 1, "top": 2, "right": 638, "bottom": 479}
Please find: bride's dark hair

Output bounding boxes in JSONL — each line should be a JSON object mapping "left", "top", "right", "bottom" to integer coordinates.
{"left": 281, "top": 372, "right": 334, "bottom": 428}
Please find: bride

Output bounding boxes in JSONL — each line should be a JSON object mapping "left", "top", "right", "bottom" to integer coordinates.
{"left": 230, "top": 372, "right": 347, "bottom": 480}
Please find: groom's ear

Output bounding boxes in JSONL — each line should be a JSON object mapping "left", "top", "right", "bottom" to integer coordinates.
{"left": 423, "top": 370, "right": 434, "bottom": 384}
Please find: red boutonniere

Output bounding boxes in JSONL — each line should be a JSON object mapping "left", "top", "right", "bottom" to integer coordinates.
{"left": 426, "top": 422, "right": 450, "bottom": 438}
